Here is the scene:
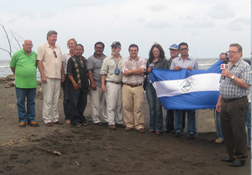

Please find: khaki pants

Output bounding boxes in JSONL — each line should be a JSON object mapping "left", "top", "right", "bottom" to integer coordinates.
{"left": 90, "top": 87, "right": 107, "bottom": 124}
{"left": 42, "top": 78, "right": 61, "bottom": 123}
{"left": 106, "top": 82, "right": 123, "bottom": 125}
{"left": 221, "top": 97, "right": 248, "bottom": 161}
{"left": 122, "top": 84, "right": 144, "bottom": 130}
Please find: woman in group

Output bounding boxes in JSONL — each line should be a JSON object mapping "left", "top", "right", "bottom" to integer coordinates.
{"left": 145, "top": 43, "right": 169, "bottom": 135}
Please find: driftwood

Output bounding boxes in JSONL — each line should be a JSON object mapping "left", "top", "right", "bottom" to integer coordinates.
{"left": 34, "top": 145, "right": 61, "bottom": 155}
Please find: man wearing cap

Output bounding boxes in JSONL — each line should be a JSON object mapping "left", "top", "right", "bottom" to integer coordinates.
{"left": 100, "top": 41, "right": 125, "bottom": 129}
{"left": 216, "top": 43, "right": 250, "bottom": 167}
{"left": 122, "top": 44, "right": 146, "bottom": 133}
{"left": 170, "top": 42, "right": 198, "bottom": 139}
{"left": 87, "top": 42, "right": 108, "bottom": 125}
{"left": 37, "top": 30, "right": 65, "bottom": 127}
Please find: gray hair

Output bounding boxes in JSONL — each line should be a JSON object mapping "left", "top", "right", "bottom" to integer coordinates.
{"left": 47, "top": 30, "right": 57, "bottom": 40}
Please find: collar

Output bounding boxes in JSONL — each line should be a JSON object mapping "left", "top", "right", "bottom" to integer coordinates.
{"left": 128, "top": 56, "right": 139, "bottom": 61}
{"left": 230, "top": 58, "right": 241, "bottom": 67}
{"left": 178, "top": 56, "right": 191, "bottom": 60}
{"left": 46, "top": 42, "right": 57, "bottom": 48}
{"left": 93, "top": 52, "right": 105, "bottom": 59}
{"left": 22, "top": 48, "right": 33, "bottom": 55}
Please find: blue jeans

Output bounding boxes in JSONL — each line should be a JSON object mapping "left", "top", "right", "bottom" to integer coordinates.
{"left": 70, "top": 87, "right": 88, "bottom": 125}
{"left": 15, "top": 87, "right": 36, "bottom": 123}
{"left": 145, "top": 84, "right": 163, "bottom": 132}
{"left": 246, "top": 102, "right": 251, "bottom": 148}
{"left": 62, "top": 75, "right": 71, "bottom": 121}
{"left": 215, "top": 111, "right": 224, "bottom": 141}
{"left": 174, "top": 110, "right": 197, "bottom": 134}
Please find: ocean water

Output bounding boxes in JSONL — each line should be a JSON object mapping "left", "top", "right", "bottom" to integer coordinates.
{"left": 0, "top": 58, "right": 219, "bottom": 78}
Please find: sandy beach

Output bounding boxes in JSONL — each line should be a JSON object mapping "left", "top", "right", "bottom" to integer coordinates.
{"left": 0, "top": 79, "right": 250, "bottom": 175}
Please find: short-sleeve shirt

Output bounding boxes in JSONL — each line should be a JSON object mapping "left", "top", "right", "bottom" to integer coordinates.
{"left": 36, "top": 42, "right": 63, "bottom": 79}
{"left": 67, "top": 55, "right": 89, "bottom": 88}
{"left": 63, "top": 51, "right": 71, "bottom": 74}
{"left": 122, "top": 56, "right": 146, "bottom": 85}
{"left": 170, "top": 56, "right": 198, "bottom": 70}
{"left": 87, "top": 53, "right": 106, "bottom": 87}
{"left": 100, "top": 55, "right": 123, "bottom": 83}
{"left": 219, "top": 59, "right": 251, "bottom": 99}
{"left": 10, "top": 49, "right": 37, "bottom": 88}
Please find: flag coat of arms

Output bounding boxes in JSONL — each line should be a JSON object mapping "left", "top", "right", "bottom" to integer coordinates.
{"left": 149, "top": 60, "right": 223, "bottom": 110}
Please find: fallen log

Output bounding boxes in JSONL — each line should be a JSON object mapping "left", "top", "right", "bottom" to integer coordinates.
{"left": 34, "top": 145, "right": 61, "bottom": 155}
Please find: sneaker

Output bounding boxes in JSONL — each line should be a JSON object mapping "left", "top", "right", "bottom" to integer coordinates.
{"left": 76, "top": 123, "right": 82, "bottom": 128}
{"left": 19, "top": 122, "right": 26, "bottom": 127}
{"left": 29, "top": 121, "right": 39, "bottom": 127}
{"left": 108, "top": 125, "right": 116, "bottom": 130}
{"left": 175, "top": 132, "right": 182, "bottom": 137}
{"left": 215, "top": 139, "right": 223, "bottom": 144}
{"left": 82, "top": 121, "right": 88, "bottom": 126}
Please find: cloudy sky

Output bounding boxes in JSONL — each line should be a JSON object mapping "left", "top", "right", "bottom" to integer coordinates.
{"left": 0, "top": 0, "right": 251, "bottom": 60}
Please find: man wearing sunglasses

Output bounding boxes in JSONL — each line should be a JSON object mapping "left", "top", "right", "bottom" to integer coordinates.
{"left": 37, "top": 30, "right": 65, "bottom": 127}
{"left": 170, "top": 42, "right": 198, "bottom": 139}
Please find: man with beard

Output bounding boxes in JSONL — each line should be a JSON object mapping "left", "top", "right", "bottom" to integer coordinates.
{"left": 100, "top": 41, "right": 125, "bottom": 130}
{"left": 67, "top": 44, "right": 89, "bottom": 127}
{"left": 87, "top": 42, "right": 107, "bottom": 125}
{"left": 122, "top": 44, "right": 146, "bottom": 132}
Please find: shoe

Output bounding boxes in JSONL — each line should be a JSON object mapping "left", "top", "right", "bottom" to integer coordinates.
{"left": 229, "top": 160, "right": 245, "bottom": 167}
{"left": 221, "top": 157, "right": 233, "bottom": 162}
{"left": 65, "top": 120, "right": 71, "bottom": 124}
{"left": 171, "top": 130, "right": 176, "bottom": 134}
{"left": 76, "top": 123, "right": 82, "bottom": 128}
{"left": 53, "top": 121, "right": 63, "bottom": 125}
{"left": 138, "top": 128, "right": 145, "bottom": 133}
{"left": 116, "top": 123, "right": 126, "bottom": 128}
{"left": 19, "top": 122, "right": 26, "bottom": 127}
{"left": 175, "top": 132, "right": 182, "bottom": 137}
{"left": 248, "top": 147, "right": 251, "bottom": 150}
{"left": 156, "top": 131, "right": 162, "bottom": 135}
{"left": 165, "top": 130, "right": 172, "bottom": 133}
{"left": 108, "top": 125, "right": 116, "bottom": 130}
{"left": 29, "top": 121, "right": 39, "bottom": 127}
{"left": 188, "top": 134, "right": 195, "bottom": 139}
{"left": 125, "top": 127, "right": 133, "bottom": 131}
{"left": 82, "top": 121, "right": 88, "bottom": 126}
{"left": 215, "top": 139, "right": 223, "bottom": 144}
{"left": 93, "top": 122, "right": 101, "bottom": 125}
{"left": 45, "top": 122, "right": 53, "bottom": 127}
{"left": 148, "top": 130, "right": 155, "bottom": 133}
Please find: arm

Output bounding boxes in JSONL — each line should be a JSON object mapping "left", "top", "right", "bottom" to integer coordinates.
{"left": 123, "top": 68, "right": 145, "bottom": 76}
{"left": 61, "top": 62, "right": 65, "bottom": 83}
{"left": 10, "top": 67, "right": 15, "bottom": 74}
{"left": 101, "top": 74, "right": 106, "bottom": 92}
{"left": 216, "top": 95, "right": 222, "bottom": 112}
{"left": 68, "top": 75, "right": 79, "bottom": 90}
{"left": 88, "top": 70, "right": 97, "bottom": 90}
{"left": 37, "top": 60, "right": 47, "bottom": 83}
{"left": 222, "top": 70, "right": 250, "bottom": 89}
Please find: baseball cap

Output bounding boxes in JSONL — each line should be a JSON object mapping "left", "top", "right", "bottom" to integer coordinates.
{"left": 169, "top": 44, "right": 179, "bottom": 50}
{"left": 111, "top": 41, "right": 121, "bottom": 48}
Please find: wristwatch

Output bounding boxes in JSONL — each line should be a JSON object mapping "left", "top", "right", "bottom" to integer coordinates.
{"left": 231, "top": 75, "right": 235, "bottom": 80}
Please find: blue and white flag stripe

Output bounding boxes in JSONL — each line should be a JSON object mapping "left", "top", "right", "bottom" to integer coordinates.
{"left": 149, "top": 60, "right": 223, "bottom": 110}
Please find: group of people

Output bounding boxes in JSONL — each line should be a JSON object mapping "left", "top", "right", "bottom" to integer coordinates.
{"left": 9, "top": 30, "right": 251, "bottom": 167}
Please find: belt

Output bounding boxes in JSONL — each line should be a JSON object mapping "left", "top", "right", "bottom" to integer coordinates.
{"left": 106, "top": 81, "right": 122, "bottom": 84}
{"left": 223, "top": 96, "right": 247, "bottom": 103}
{"left": 125, "top": 84, "right": 142, "bottom": 87}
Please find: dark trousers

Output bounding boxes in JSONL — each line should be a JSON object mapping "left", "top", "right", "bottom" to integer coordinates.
{"left": 62, "top": 75, "right": 71, "bottom": 120}
{"left": 221, "top": 97, "right": 248, "bottom": 161}
{"left": 70, "top": 87, "right": 88, "bottom": 125}
{"left": 166, "top": 110, "right": 186, "bottom": 131}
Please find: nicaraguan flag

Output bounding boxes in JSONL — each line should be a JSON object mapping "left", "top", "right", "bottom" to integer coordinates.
{"left": 149, "top": 60, "right": 223, "bottom": 110}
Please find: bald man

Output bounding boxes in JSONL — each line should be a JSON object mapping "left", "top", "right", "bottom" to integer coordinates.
{"left": 10, "top": 40, "right": 38, "bottom": 127}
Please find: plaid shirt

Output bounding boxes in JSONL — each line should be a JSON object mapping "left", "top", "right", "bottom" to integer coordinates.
{"left": 122, "top": 56, "right": 146, "bottom": 85}
{"left": 219, "top": 59, "right": 251, "bottom": 99}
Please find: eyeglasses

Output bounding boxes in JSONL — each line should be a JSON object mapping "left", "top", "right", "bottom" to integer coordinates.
{"left": 227, "top": 51, "right": 239, "bottom": 54}
{"left": 95, "top": 47, "right": 103, "bottom": 49}
{"left": 180, "top": 48, "right": 188, "bottom": 51}
{"left": 152, "top": 50, "right": 160, "bottom": 53}
{"left": 53, "top": 51, "right": 57, "bottom": 58}
{"left": 112, "top": 46, "right": 118, "bottom": 49}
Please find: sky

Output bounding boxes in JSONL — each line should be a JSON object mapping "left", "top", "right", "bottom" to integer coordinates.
{"left": 0, "top": 0, "right": 251, "bottom": 60}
